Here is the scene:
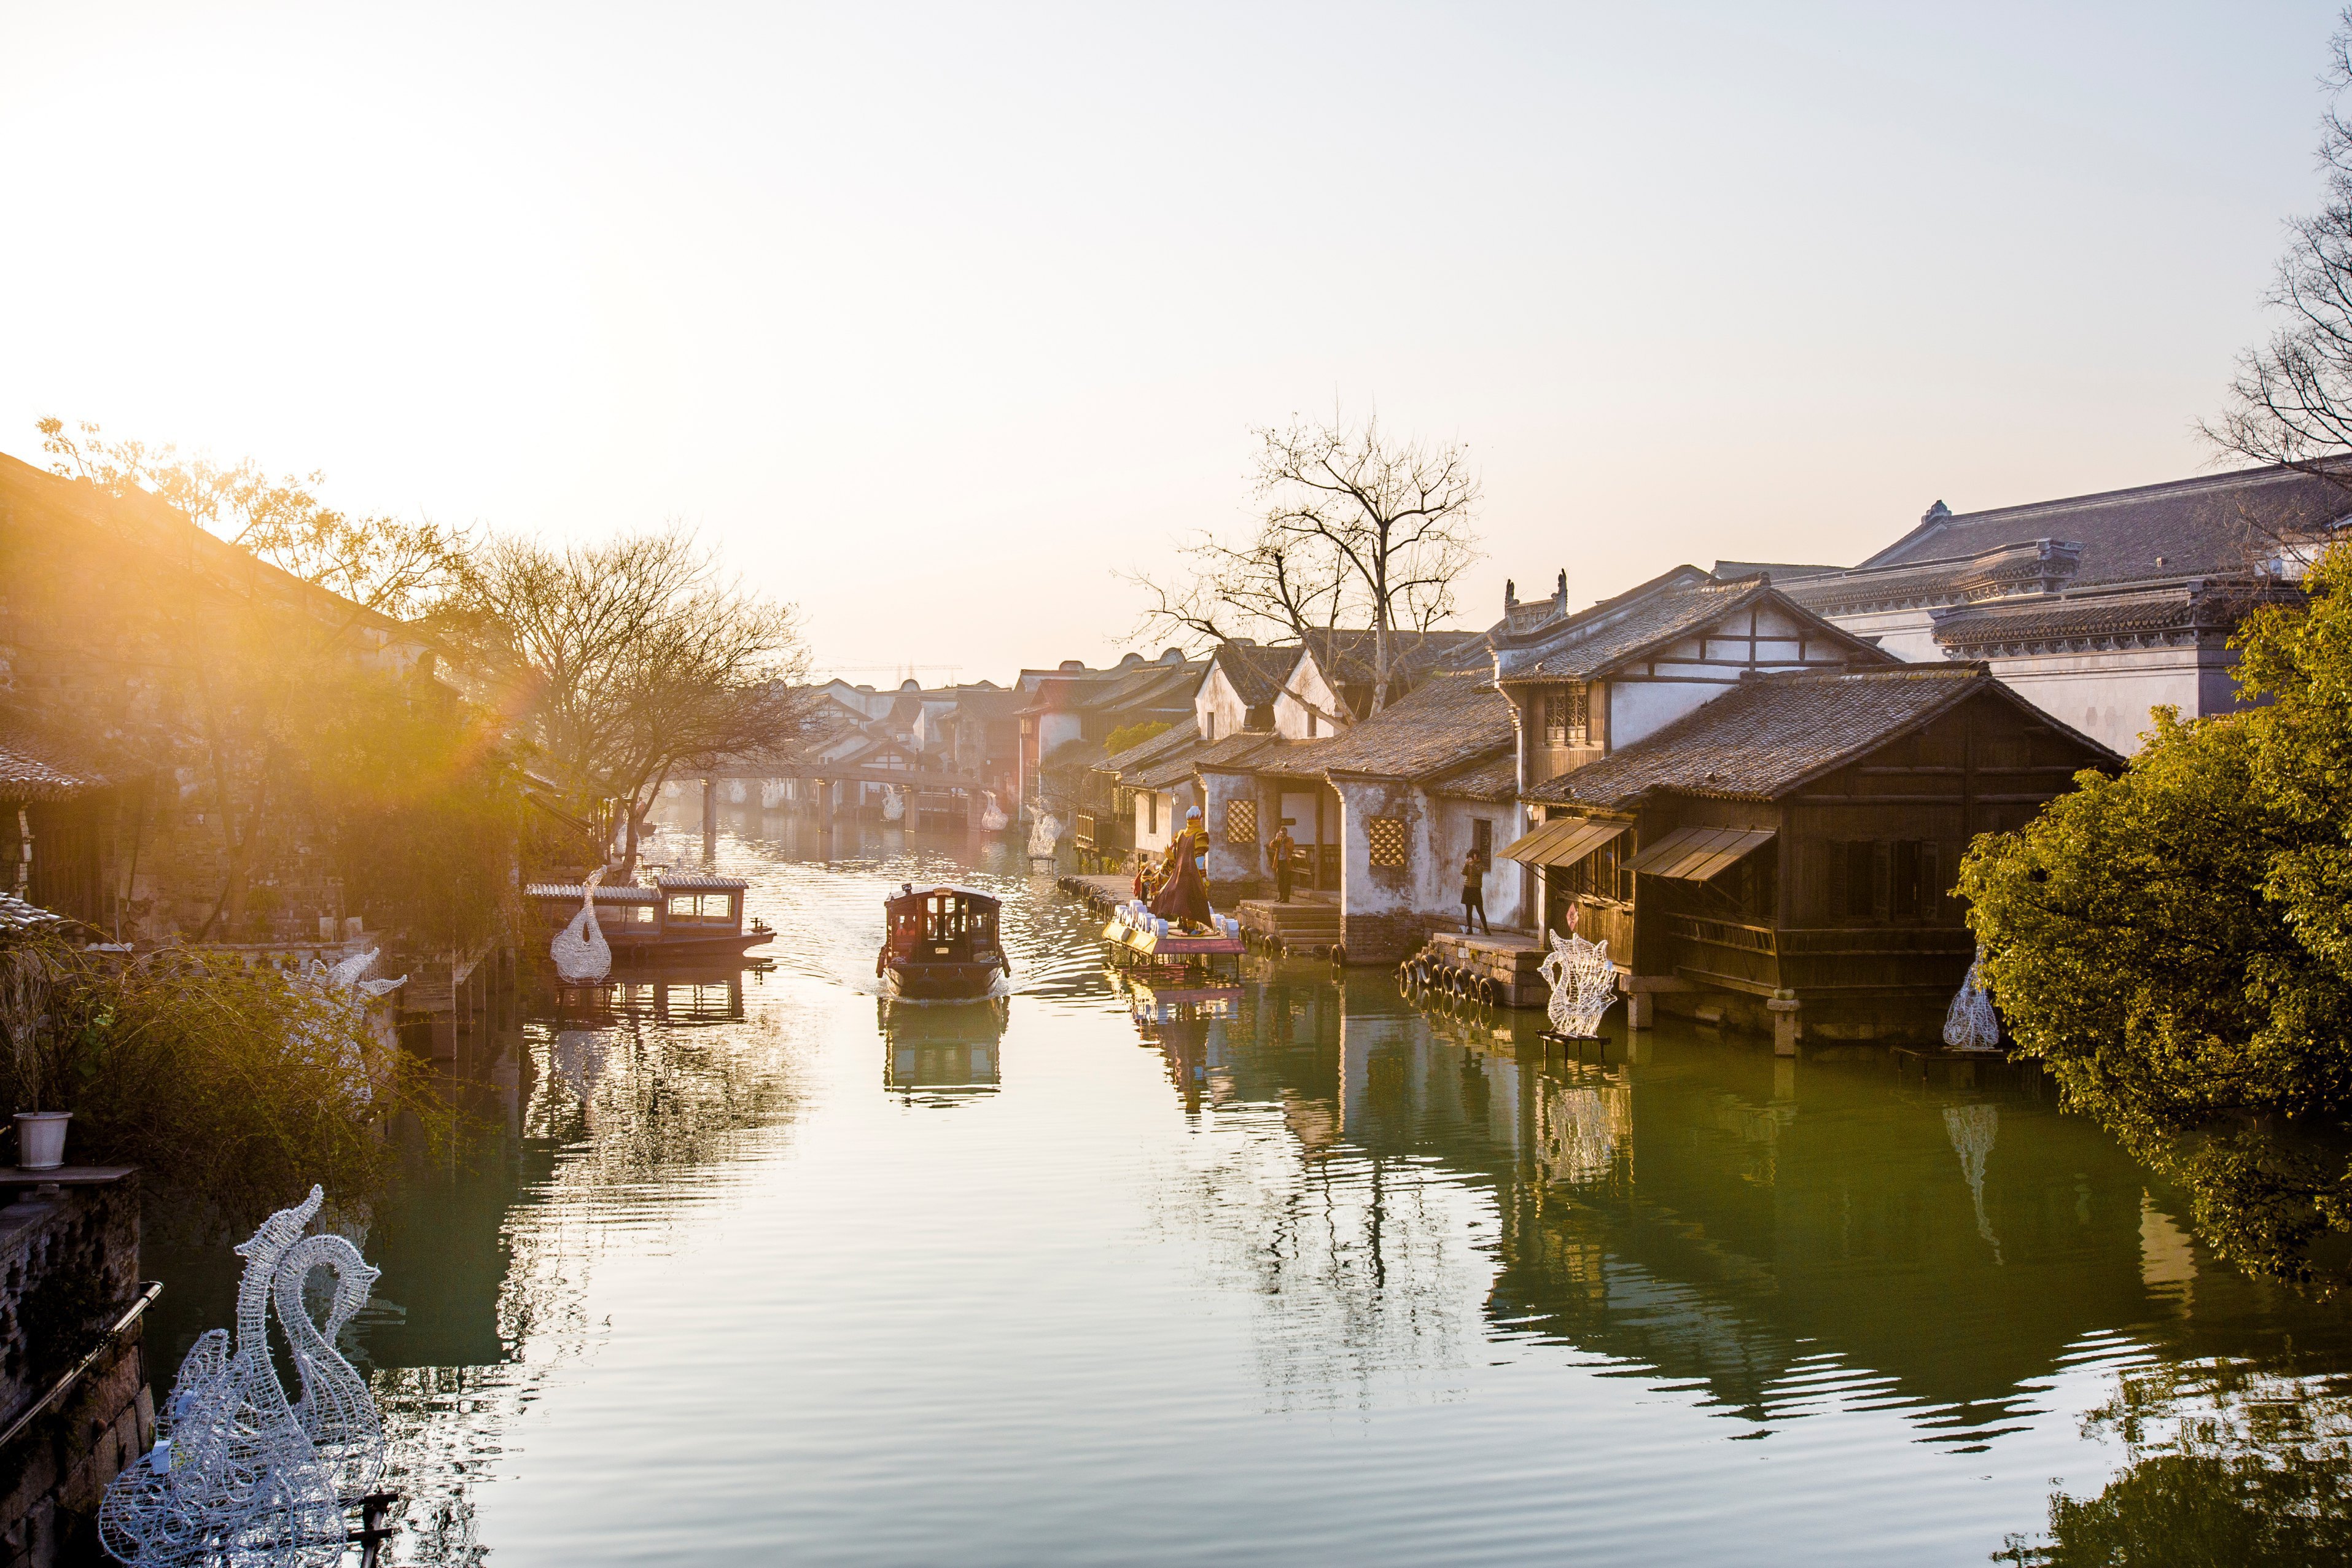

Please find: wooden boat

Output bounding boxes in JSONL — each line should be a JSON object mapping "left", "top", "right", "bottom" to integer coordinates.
{"left": 877, "top": 885, "right": 1010, "bottom": 999}
{"left": 524, "top": 872, "right": 773, "bottom": 964}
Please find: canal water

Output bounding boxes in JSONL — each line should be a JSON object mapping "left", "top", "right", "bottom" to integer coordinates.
{"left": 147, "top": 817, "right": 2352, "bottom": 1564}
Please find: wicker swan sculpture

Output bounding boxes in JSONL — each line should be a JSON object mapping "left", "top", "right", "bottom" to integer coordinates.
{"left": 551, "top": 867, "right": 613, "bottom": 984}
{"left": 99, "top": 1187, "right": 376, "bottom": 1566}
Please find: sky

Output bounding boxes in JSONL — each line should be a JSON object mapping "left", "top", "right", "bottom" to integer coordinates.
{"left": 2, "top": 1, "right": 2345, "bottom": 682}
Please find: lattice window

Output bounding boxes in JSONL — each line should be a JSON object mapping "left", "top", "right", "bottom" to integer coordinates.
{"left": 1225, "top": 799, "right": 1257, "bottom": 845}
{"left": 1367, "top": 815, "right": 1408, "bottom": 867}
{"left": 1544, "top": 683, "right": 1592, "bottom": 746}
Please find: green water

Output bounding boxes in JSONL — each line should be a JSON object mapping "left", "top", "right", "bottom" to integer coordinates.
{"left": 144, "top": 818, "right": 2352, "bottom": 1564}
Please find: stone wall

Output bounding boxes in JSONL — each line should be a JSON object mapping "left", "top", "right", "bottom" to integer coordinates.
{"left": 0, "top": 1178, "right": 153, "bottom": 1568}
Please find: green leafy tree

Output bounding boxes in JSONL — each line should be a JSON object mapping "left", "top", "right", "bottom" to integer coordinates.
{"left": 1958, "top": 544, "right": 2352, "bottom": 1282}
{"left": 1103, "top": 719, "right": 1172, "bottom": 757}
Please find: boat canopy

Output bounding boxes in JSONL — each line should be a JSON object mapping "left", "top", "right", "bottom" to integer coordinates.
{"left": 656, "top": 872, "right": 750, "bottom": 892}
{"left": 524, "top": 882, "right": 663, "bottom": 904}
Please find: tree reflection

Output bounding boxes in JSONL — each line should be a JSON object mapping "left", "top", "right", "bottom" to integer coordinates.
{"left": 1997, "top": 1361, "right": 2352, "bottom": 1565}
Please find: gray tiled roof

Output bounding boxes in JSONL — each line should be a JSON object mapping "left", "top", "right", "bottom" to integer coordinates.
{"left": 1210, "top": 642, "right": 1296, "bottom": 707}
{"left": 1493, "top": 569, "right": 1885, "bottom": 684}
{"left": 1850, "top": 465, "right": 2352, "bottom": 590}
{"left": 1427, "top": 750, "right": 1518, "bottom": 801}
{"left": 0, "top": 890, "right": 69, "bottom": 935}
{"left": 1931, "top": 582, "right": 2288, "bottom": 647}
{"left": 1096, "top": 717, "right": 1201, "bottom": 777}
{"left": 0, "top": 712, "right": 106, "bottom": 800}
{"left": 1312, "top": 672, "right": 1517, "bottom": 781}
{"left": 1526, "top": 666, "right": 2114, "bottom": 809}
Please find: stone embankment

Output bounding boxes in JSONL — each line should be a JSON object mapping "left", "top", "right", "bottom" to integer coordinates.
{"left": 1, "top": 1172, "right": 155, "bottom": 1568}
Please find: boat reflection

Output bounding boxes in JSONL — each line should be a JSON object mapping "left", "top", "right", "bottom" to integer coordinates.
{"left": 878, "top": 996, "right": 1007, "bottom": 1104}
{"left": 539, "top": 965, "right": 754, "bottom": 1027}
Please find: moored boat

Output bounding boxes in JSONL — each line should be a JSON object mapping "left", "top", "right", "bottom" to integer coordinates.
{"left": 526, "top": 872, "right": 773, "bottom": 964}
{"left": 878, "top": 884, "right": 1010, "bottom": 999}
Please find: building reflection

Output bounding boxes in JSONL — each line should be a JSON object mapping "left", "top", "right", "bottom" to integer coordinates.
{"left": 1137, "top": 970, "right": 2342, "bottom": 1450}
{"left": 878, "top": 996, "right": 1005, "bottom": 1104}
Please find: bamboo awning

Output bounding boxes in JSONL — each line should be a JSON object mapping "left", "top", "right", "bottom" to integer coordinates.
{"left": 1623, "top": 826, "right": 1775, "bottom": 881}
{"left": 1498, "top": 816, "right": 1628, "bottom": 867}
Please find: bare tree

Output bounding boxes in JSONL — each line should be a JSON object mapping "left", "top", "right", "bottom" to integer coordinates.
{"left": 1128, "top": 408, "right": 1481, "bottom": 713}
{"left": 39, "top": 418, "right": 463, "bottom": 618}
{"left": 2203, "top": 10, "right": 2352, "bottom": 572}
{"left": 1252, "top": 408, "right": 1480, "bottom": 713}
{"left": 1125, "top": 525, "right": 1353, "bottom": 650}
{"left": 435, "top": 529, "right": 811, "bottom": 870}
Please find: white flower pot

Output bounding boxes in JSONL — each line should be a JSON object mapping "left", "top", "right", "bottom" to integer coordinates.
{"left": 14, "top": 1111, "right": 70, "bottom": 1170}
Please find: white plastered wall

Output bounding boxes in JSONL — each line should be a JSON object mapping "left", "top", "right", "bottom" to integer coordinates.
{"left": 1195, "top": 666, "right": 1251, "bottom": 743}
{"left": 1979, "top": 645, "right": 2236, "bottom": 754}
{"left": 1275, "top": 653, "right": 1347, "bottom": 739}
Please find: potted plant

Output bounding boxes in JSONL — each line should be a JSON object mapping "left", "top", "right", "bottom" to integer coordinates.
{"left": 1, "top": 941, "right": 69, "bottom": 1170}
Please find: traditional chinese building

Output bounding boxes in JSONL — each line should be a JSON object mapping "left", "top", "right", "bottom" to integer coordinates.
{"left": 1748, "top": 464, "right": 2340, "bottom": 754}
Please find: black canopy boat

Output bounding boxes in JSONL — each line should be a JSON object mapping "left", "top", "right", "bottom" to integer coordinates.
{"left": 878, "top": 884, "right": 1010, "bottom": 1000}
{"left": 526, "top": 872, "right": 774, "bottom": 963}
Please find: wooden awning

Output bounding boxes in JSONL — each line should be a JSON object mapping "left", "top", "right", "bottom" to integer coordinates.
{"left": 1624, "top": 826, "right": 1775, "bottom": 881}
{"left": 1498, "top": 816, "right": 1628, "bottom": 867}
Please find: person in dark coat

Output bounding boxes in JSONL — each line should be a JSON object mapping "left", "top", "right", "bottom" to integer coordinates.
{"left": 1268, "top": 823, "right": 1296, "bottom": 904}
{"left": 1461, "top": 850, "right": 1490, "bottom": 936}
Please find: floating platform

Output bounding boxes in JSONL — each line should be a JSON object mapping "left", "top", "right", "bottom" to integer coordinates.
{"left": 1100, "top": 919, "right": 1245, "bottom": 961}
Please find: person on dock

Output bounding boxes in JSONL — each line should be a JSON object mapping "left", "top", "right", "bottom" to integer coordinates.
{"left": 1268, "top": 821, "right": 1296, "bottom": 904}
{"left": 1460, "top": 849, "right": 1490, "bottom": 936}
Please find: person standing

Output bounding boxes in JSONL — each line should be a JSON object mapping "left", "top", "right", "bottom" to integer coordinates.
{"left": 1268, "top": 821, "right": 1296, "bottom": 904}
{"left": 1460, "top": 849, "right": 1490, "bottom": 936}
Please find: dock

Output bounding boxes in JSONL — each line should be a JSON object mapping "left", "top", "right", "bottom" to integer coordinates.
{"left": 1417, "top": 930, "right": 1550, "bottom": 1009}
{"left": 1232, "top": 895, "right": 1341, "bottom": 960}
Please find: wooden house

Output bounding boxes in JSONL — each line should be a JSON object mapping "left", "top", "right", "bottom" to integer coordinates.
{"left": 1521, "top": 664, "right": 2117, "bottom": 1044}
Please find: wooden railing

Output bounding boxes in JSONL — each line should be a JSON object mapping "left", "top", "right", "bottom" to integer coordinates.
{"left": 1669, "top": 915, "right": 1778, "bottom": 955}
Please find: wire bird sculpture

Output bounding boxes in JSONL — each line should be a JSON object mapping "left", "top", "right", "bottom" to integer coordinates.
{"left": 292, "top": 948, "right": 406, "bottom": 1103}
{"left": 1944, "top": 1103, "right": 2004, "bottom": 1263}
{"left": 100, "top": 1186, "right": 386, "bottom": 1566}
{"left": 882, "top": 785, "right": 906, "bottom": 823}
{"left": 551, "top": 867, "right": 612, "bottom": 984}
{"left": 1943, "top": 948, "right": 2001, "bottom": 1052}
{"left": 978, "top": 791, "right": 1009, "bottom": 832}
{"left": 1538, "top": 928, "right": 1620, "bottom": 1038}
{"left": 1027, "top": 811, "right": 1061, "bottom": 860}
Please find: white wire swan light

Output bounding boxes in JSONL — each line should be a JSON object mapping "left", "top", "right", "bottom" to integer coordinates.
{"left": 882, "top": 785, "right": 906, "bottom": 823}
{"left": 979, "top": 791, "right": 1009, "bottom": 832}
{"left": 99, "top": 1186, "right": 381, "bottom": 1566}
{"left": 1537, "top": 918, "right": 1621, "bottom": 1039}
{"left": 1943, "top": 947, "right": 2001, "bottom": 1052}
{"left": 272, "top": 1232, "right": 386, "bottom": 1502}
{"left": 1027, "top": 811, "right": 1061, "bottom": 860}
{"left": 550, "top": 867, "right": 612, "bottom": 984}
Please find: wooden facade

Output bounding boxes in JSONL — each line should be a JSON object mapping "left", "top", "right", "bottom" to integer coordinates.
{"left": 1526, "top": 667, "right": 2117, "bottom": 1042}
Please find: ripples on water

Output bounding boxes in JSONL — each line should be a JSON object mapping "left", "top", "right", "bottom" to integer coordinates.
{"left": 141, "top": 815, "right": 2352, "bottom": 1565}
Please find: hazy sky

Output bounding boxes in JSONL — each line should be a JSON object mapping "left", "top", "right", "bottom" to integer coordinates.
{"left": 3, "top": 2, "right": 2343, "bottom": 681}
